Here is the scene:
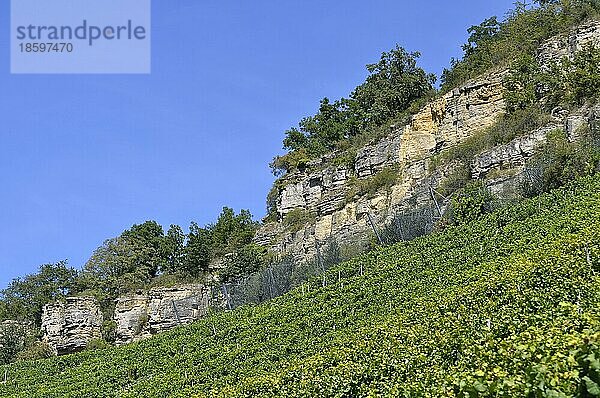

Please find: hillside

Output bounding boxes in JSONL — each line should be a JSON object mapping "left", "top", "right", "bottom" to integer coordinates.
{"left": 1, "top": 174, "right": 599, "bottom": 397}
{"left": 2, "top": 1, "right": 600, "bottom": 361}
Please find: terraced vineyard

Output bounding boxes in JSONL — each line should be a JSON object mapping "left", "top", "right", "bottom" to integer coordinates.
{"left": 2, "top": 176, "right": 600, "bottom": 397}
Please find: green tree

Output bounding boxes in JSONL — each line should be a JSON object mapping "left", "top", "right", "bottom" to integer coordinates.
{"left": 81, "top": 221, "right": 167, "bottom": 298}
{"left": 182, "top": 222, "right": 211, "bottom": 277}
{"left": 161, "top": 224, "right": 186, "bottom": 274}
{"left": 219, "top": 243, "right": 269, "bottom": 283}
{"left": 352, "top": 46, "right": 436, "bottom": 127}
{"left": 461, "top": 17, "right": 501, "bottom": 57}
{"left": 0, "top": 261, "right": 78, "bottom": 326}
{"left": 0, "top": 322, "right": 32, "bottom": 365}
{"left": 272, "top": 45, "right": 435, "bottom": 176}
{"left": 448, "top": 181, "right": 494, "bottom": 226}
{"left": 121, "top": 221, "right": 166, "bottom": 278}
{"left": 209, "top": 208, "right": 258, "bottom": 258}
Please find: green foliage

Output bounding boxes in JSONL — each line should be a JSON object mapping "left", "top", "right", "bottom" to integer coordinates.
{"left": 437, "top": 105, "right": 552, "bottom": 167}
{"left": 209, "top": 208, "right": 258, "bottom": 258}
{"left": 79, "top": 209, "right": 261, "bottom": 295}
{"left": 264, "top": 186, "right": 280, "bottom": 223}
{"left": 380, "top": 206, "right": 438, "bottom": 244}
{"left": 81, "top": 221, "right": 168, "bottom": 300}
{"left": 346, "top": 166, "right": 399, "bottom": 201}
{"left": 161, "top": 225, "right": 186, "bottom": 275}
{"left": 506, "top": 44, "right": 600, "bottom": 111}
{"left": 272, "top": 46, "right": 435, "bottom": 176}
{"left": 0, "top": 207, "right": 266, "bottom": 363}
{"left": 0, "top": 323, "right": 29, "bottom": 365}
{"left": 283, "top": 208, "right": 315, "bottom": 233}
{"left": 0, "top": 261, "right": 78, "bottom": 326}
{"left": 352, "top": 47, "right": 437, "bottom": 127}
{"left": 331, "top": 149, "right": 357, "bottom": 170}
{"left": 269, "top": 148, "right": 311, "bottom": 177}
{"left": 2, "top": 175, "right": 600, "bottom": 396}
{"left": 521, "top": 128, "right": 600, "bottom": 196}
{"left": 14, "top": 341, "right": 53, "bottom": 362}
{"left": 219, "top": 244, "right": 270, "bottom": 283}
{"left": 85, "top": 339, "right": 111, "bottom": 352}
{"left": 546, "top": 45, "right": 600, "bottom": 107}
{"left": 504, "top": 54, "right": 544, "bottom": 112}
{"left": 567, "top": 45, "right": 600, "bottom": 104}
{"left": 441, "top": 0, "right": 600, "bottom": 91}
{"left": 101, "top": 320, "right": 117, "bottom": 344}
{"left": 447, "top": 181, "right": 495, "bottom": 226}
{"left": 438, "top": 164, "right": 472, "bottom": 197}
{"left": 181, "top": 222, "right": 211, "bottom": 278}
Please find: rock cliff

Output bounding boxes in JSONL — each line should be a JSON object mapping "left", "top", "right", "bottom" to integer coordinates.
{"left": 256, "top": 20, "right": 600, "bottom": 263}
{"left": 41, "top": 297, "right": 103, "bottom": 355}
{"left": 114, "top": 284, "right": 213, "bottom": 346}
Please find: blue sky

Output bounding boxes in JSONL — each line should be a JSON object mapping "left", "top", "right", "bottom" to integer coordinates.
{"left": 0, "top": 0, "right": 516, "bottom": 288}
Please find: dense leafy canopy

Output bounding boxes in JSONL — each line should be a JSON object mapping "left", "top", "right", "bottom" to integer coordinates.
{"left": 0, "top": 261, "right": 77, "bottom": 326}
{"left": 0, "top": 207, "right": 264, "bottom": 359}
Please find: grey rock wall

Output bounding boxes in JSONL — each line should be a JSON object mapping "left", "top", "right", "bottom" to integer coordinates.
{"left": 41, "top": 297, "right": 103, "bottom": 355}
{"left": 114, "top": 284, "right": 212, "bottom": 346}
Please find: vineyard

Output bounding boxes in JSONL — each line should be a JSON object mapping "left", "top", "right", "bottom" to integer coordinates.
{"left": 1, "top": 175, "right": 600, "bottom": 397}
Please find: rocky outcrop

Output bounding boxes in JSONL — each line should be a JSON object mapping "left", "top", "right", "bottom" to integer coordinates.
{"left": 257, "top": 21, "right": 600, "bottom": 264}
{"left": 35, "top": 22, "right": 600, "bottom": 356}
{"left": 471, "top": 124, "right": 560, "bottom": 180}
{"left": 256, "top": 71, "right": 507, "bottom": 262}
{"left": 538, "top": 20, "right": 600, "bottom": 66}
{"left": 114, "top": 284, "right": 212, "bottom": 346}
{"left": 41, "top": 297, "right": 103, "bottom": 355}
{"left": 273, "top": 71, "right": 507, "bottom": 220}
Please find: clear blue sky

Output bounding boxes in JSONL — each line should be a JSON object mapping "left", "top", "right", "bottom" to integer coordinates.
{"left": 0, "top": 0, "right": 516, "bottom": 288}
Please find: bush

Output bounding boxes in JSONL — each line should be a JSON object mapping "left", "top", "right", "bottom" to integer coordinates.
{"left": 101, "top": 320, "right": 117, "bottom": 344}
{"left": 345, "top": 166, "right": 399, "bottom": 201}
{"left": 283, "top": 209, "right": 315, "bottom": 233}
{"left": 274, "top": 46, "right": 435, "bottom": 175}
{"left": 520, "top": 128, "right": 600, "bottom": 196}
{"left": 4, "top": 175, "right": 600, "bottom": 397}
{"left": 219, "top": 244, "right": 270, "bottom": 283}
{"left": 439, "top": 164, "right": 472, "bottom": 197}
{"left": 0, "top": 322, "right": 28, "bottom": 365}
{"left": 441, "top": 1, "right": 600, "bottom": 91}
{"left": 15, "top": 341, "right": 53, "bottom": 362}
{"left": 437, "top": 105, "right": 552, "bottom": 167}
{"left": 264, "top": 186, "right": 280, "bottom": 223}
{"left": 447, "top": 181, "right": 495, "bottom": 226}
{"left": 86, "top": 339, "right": 111, "bottom": 352}
{"left": 549, "top": 45, "right": 600, "bottom": 106}
{"left": 380, "top": 206, "right": 437, "bottom": 244}
{"left": 506, "top": 44, "right": 600, "bottom": 111}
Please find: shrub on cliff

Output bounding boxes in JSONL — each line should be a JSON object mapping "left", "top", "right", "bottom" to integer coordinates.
{"left": 521, "top": 127, "right": 600, "bottom": 196}
{"left": 441, "top": 0, "right": 600, "bottom": 91}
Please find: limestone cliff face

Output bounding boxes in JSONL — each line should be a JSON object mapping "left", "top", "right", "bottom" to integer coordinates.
{"left": 41, "top": 297, "right": 103, "bottom": 355}
{"left": 41, "top": 285, "right": 215, "bottom": 354}
{"left": 114, "top": 284, "right": 212, "bottom": 346}
{"left": 256, "top": 21, "right": 600, "bottom": 262}
{"left": 255, "top": 72, "right": 507, "bottom": 261}
{"left": 538, "top": 20, "right": 600, "bottom": 66}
